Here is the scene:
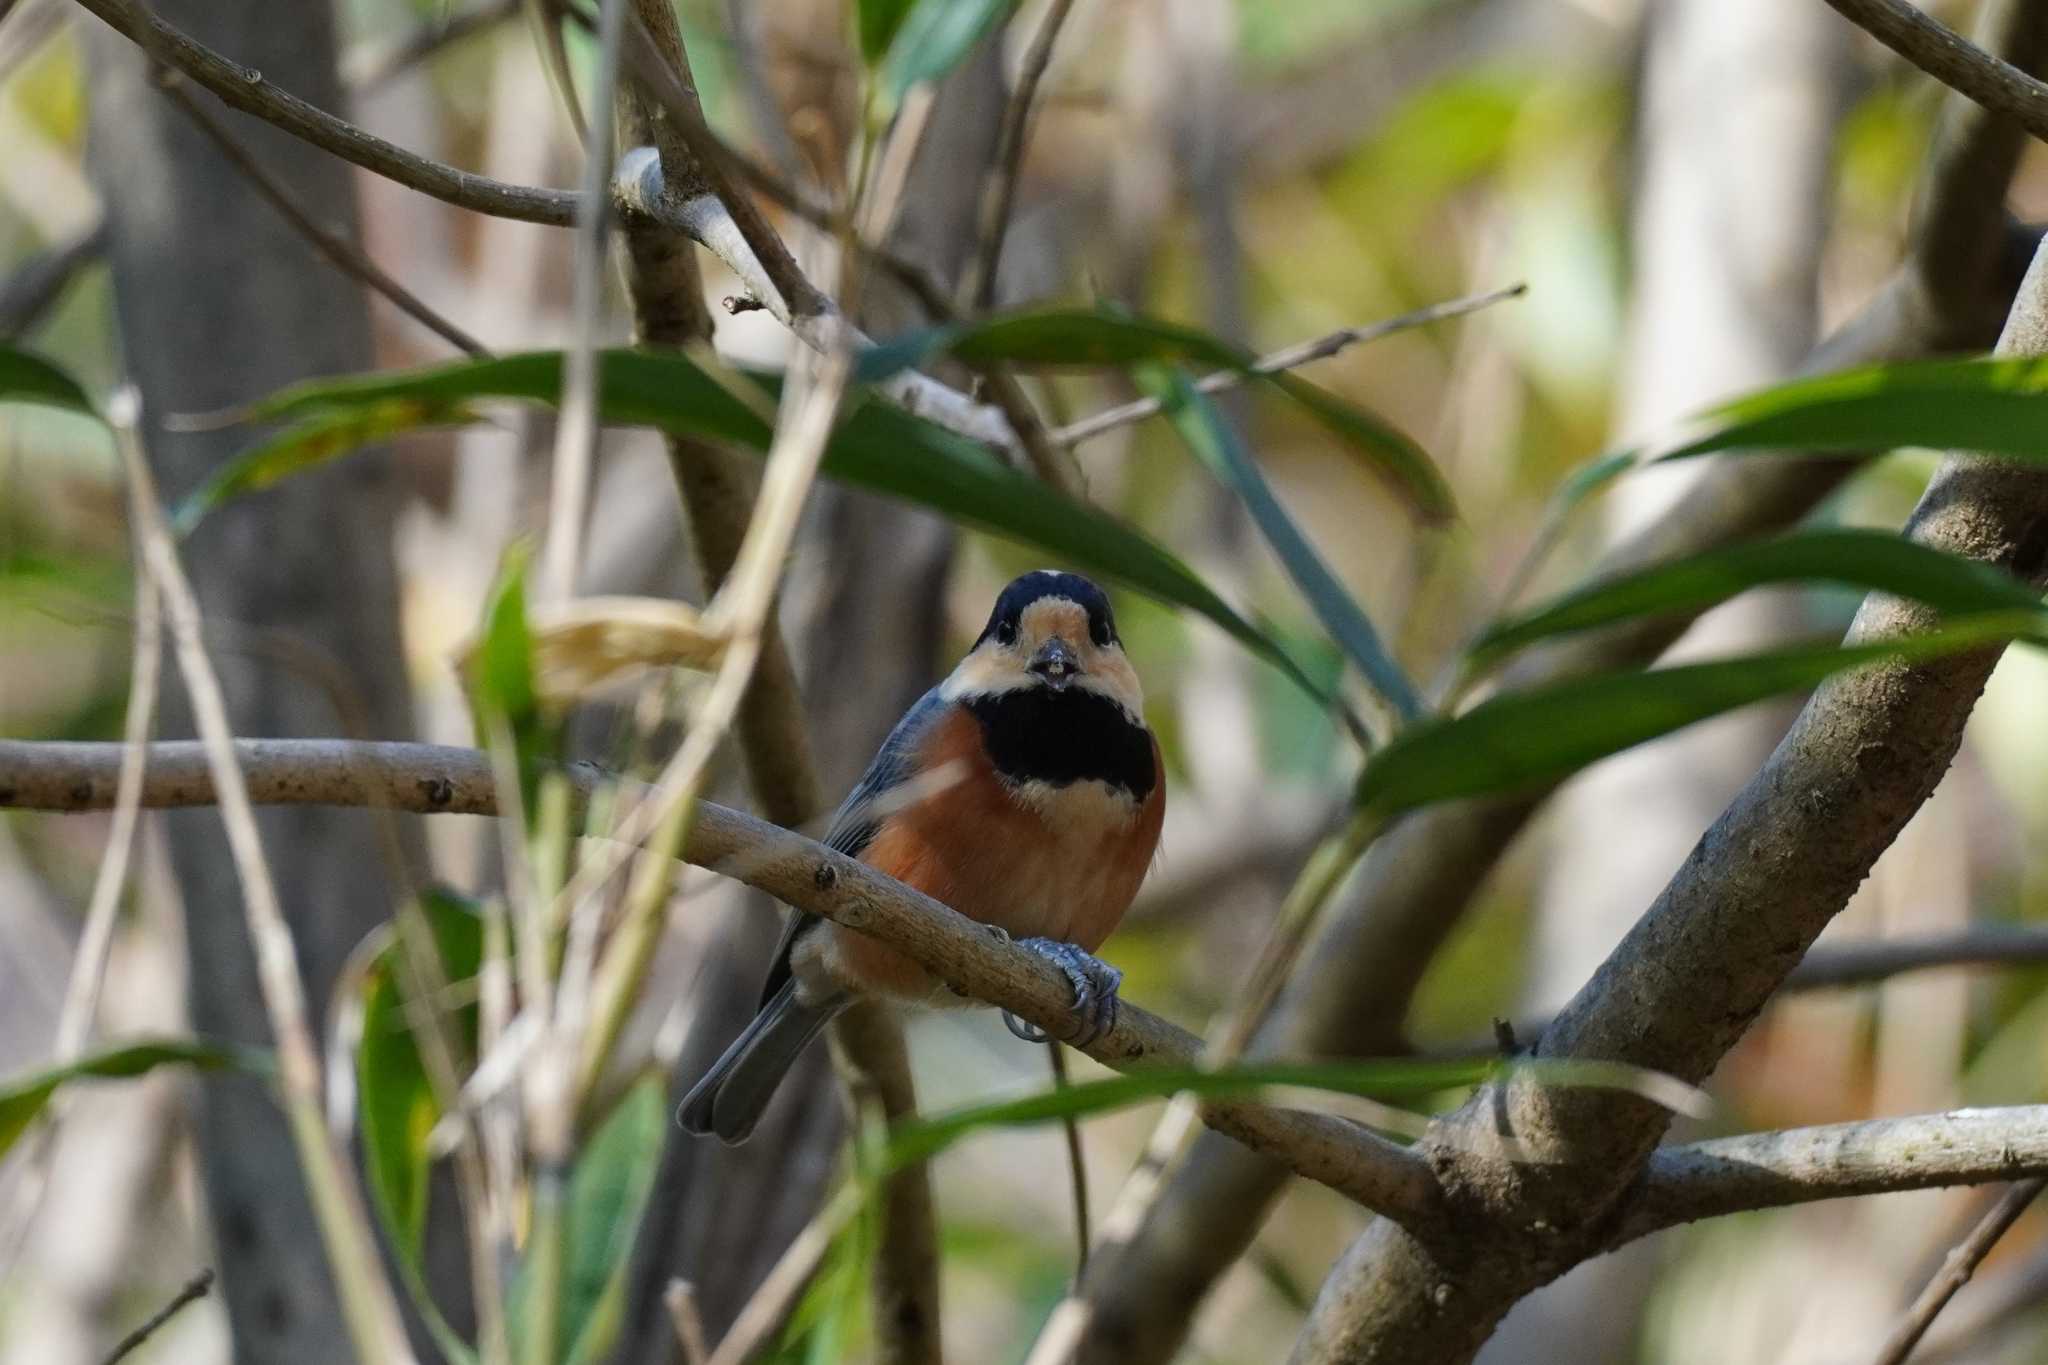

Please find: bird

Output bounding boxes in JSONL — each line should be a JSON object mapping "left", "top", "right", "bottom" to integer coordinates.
{"left": 679, "top": 569, "right": 1166, "bottom": 1144}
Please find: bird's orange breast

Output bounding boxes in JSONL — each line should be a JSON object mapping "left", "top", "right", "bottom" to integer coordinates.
{"left": 805, "top": 705, "right": 1163, "bottom": 1001}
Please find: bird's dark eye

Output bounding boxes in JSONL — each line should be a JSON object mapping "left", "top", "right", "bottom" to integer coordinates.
{"left": 1089, "top": 616, "right": 1114, "bottom": 648}
{"left": 995, "top": 618, "right": 1019, "bottom": 646}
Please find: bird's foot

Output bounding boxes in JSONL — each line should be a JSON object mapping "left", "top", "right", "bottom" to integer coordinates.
{"left": 1002, "top": 938, "right": 1122, "bottom": 1047}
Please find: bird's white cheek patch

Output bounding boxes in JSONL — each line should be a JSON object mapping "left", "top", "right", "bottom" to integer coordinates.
{"left": 1009, "top": 777, "right": 1141, "bottom": 835}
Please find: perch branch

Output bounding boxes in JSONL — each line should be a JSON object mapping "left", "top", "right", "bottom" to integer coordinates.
{"left": 1619, "top": 1111, "right": 2048, "bottom": 1244}
{"left": 0, "top": 736, "right": 1445, "bottom": 1230}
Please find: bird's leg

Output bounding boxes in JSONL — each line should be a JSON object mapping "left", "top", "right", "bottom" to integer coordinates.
{"left": 1014, "top": 938, "right": 1123, "bottom": 1047}
{"left": 981, "top": 925, "right": 1053, "bottom": 1041}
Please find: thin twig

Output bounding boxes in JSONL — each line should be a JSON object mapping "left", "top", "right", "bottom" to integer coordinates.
{"left": 155, "top": 72, "right": 490, "bottom": 358}
{"left": 1047, "top": 1042, "right": 1092, "bottom": 1280}
{"left": 99, "top": 1268, "right": 215, "bottom": 1365}
{"left": 343, "top": 0, "right": 521, "bottom": 92}
{"left": 0, "top": 561, "right": 160, "bottom": 1277}
{"left": 1052, "top": 283, "right": 1528, "bottom": 447}
{"left": 1821, "top": 0, "right": 2048, "bottom": 143}
{"left": 108, "top": 393, "right": 418, "bottom": 1365}
{"left": 0, "top": 736, "right": 1445, "bottom": 1229}
{"left": 706, "top": 1188, "right": 860, "bottom": 1365}
{"left": 538, "top": 0, "right": 626, "bottom": 603}
{"left": 963, "top": 0, "right": 1076, "bottom": 311}
{"left": 68, "top": 0, "right": 580, "bottom": 224}
{"left": 1870, "top": 1180, "right": 2046, "bottom": 1365}
{"left": 663, "top": 1279, "right": 711, "bottom": 1365}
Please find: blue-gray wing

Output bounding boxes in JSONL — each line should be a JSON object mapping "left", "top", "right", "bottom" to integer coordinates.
{"left": 759, "top": 685, "right": 955, "bottom": 1008}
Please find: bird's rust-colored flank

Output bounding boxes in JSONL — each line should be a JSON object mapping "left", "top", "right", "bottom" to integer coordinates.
{"left": 803, "top": 706, "right": 1164, "bottom": 1001}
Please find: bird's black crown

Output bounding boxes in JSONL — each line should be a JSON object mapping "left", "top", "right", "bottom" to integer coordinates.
{"left": 976, "top": 571, "right": 1120, "bottom": 649}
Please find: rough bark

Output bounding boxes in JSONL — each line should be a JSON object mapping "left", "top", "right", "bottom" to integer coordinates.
{"left": 83, "top": 3, "right": 448, "bottom": 1358}
{"left": 1063, "top": 1, "right": 2047, "bottom": 1357}
{"left": 1287, "top": 218, "right": 2048, "bottom": 1365}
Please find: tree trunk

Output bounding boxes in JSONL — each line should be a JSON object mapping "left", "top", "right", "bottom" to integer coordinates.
{"left": 84, "top": 5, "right": 451, "bottom": 1357}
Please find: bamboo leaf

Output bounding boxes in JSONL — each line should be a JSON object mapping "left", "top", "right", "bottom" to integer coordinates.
{"left": 878, "top": 1054, "right": 1704, "bottom": 1175}
{"left": 0, "top": 346, "right": 95, "bottom": 415}
{"left": 1150, "top": 367, "right": 1422, "bottom": 719}
{"left": 1473, "top": 529, "right": 2043, "bottom": 664}
{"left": 871, "top": 307, "right": 1455, "bottom": 522}
{"left": 1359, "top": 612, "right": 2048, "bottom": 816}
{"left": 1658, "top": 354, "right": 2048, "bottom": 463}
{"left": 179, "top": 350, "right": 1331, "bottom": 708}
{"left": 872, "top": 0, "right": 1014, "bottom": 112}
{"left": 0, "top": 1038, "right": 271, "bottom": 1157}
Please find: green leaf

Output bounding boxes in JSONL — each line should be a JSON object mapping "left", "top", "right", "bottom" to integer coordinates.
{"left": 352, "top": 890, "right": 484, "bottom": 1365}
{"left": 472, "top": 544, "right": 539, "bottom": 733}
{"left": 1359, "top": 612, "right": 2048, "bottom": 817}
{"left": 1658, "top": 354, "right": 2048, "bottom": 464}
{"left": 872, "top": 0, "right": 1014, "bottom": 112}
{"left": 0, "top": 346, "right": 95, "bottom": 415}
{"left": 877, "top": 1054, "right": 1703, "bottom": 1174}
{"left": 1472, "top": 529, "right": 2044, "bottom": 664}
{"left": 856, "top": 0, "right": 918, "bottom": 63}
{"left": 508, "top": 1079, "right": 667, "bottom": 1365}
{"left": 172, "top": 398, "right": 477, "bottom": 535}
{"left": 884, "top": 307, "right": 1455, "bottom": 522}
{"left": 1150, "top": 367, "right": 1422, "bottom": 719}
{"left": 187, "top": 350, "right": 1331, "bottom": 708}
{"left": 0, "top": 1038, "right": 270, "bottom": 1157}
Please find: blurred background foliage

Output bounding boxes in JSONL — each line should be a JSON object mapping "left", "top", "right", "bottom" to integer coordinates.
{"left": 7, "top": 0, "right": 2048, "bottom": 1362}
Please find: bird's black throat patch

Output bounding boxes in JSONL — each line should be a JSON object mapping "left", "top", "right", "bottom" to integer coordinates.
{"left": 964, "top": 687, "right": 1155, "bottom": 799}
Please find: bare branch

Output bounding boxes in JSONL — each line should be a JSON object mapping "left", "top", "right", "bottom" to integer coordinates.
{"left": 0, "top": 735, "right": 1445, "bottom": 1229}
{"left": 1871, "top": 1179, "right": 2044, "bottom": 1365}
{"left": 538, "top": 0, "right": 626, "bottom": 603}
{"left": 1823, "top": 0, "right": 2048, "bottom": 143}
{"left": 100, "top": 1268, "right": 215, "bottom": 1365}
{"left": 1060, "top": 0, "right": 2048, "bottom": 1349}
{"left": 1050, "top": 284, "right": 1528, "bottom": 448}
{"left": 156, "top": 73, "right": 490, "bottom": 358}
{"left": 67, "top": 0, "right": 580, "bottom": 224}
{"left": 962, "top": 0, "right": 1076, "bottom": 311}
{"left": 342, "top": 0, "right": 520, "bottom": 92}
{"left": 110, "top": 402, "right": 418, "bottom": 1365}
{"left": 1618, "top": 1114, "right": 2048, "bottom": 1245}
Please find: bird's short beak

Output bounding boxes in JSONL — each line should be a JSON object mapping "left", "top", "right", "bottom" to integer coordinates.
{"left": 1028, "top": 636, "right": 1080, "bottom": 689}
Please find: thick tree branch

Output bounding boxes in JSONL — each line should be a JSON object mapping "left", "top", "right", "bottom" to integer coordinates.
{"left": 1291, "top": 140, "right": 2048, "bottom": 1365}
{"left": 1618, "top": 1112, "right": 2048, "bottom": 1245}
{"left": 1824, "top": 0, "right": 2048, "bottom": 142}
{"left": 1062, "top": 2, "right": 2048, "bottom": 1356}
{"left": 0, "top": 736, "right": 1445, "bottom": 1228}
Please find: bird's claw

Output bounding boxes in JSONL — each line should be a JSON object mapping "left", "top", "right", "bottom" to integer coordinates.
{"left": 1005, "top": 938, "right": 1122, "bottom": 1047}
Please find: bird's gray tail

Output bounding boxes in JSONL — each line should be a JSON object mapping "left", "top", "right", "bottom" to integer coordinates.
{"left": 677, "top": 982, "right": 841, "bottom": 1144}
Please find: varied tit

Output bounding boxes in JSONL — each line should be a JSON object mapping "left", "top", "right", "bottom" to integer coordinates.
{"left": 679, "top": 569, "right": 1166, "bottom": 1144}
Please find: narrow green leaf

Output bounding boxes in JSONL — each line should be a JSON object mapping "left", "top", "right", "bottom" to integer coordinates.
{"left": 173, "top": 399, "right": 477, "bottom": 535}
{"left": 893, "top": 307, "right": 1455, "bottom": 521}
{"left": 472, "top": 545, "right": 539, "bottom": 732}
{"left": 0, "top": 1038, "right": 270, "bottom": 1157}
{"left": 507, "top": 1079, "right": 667, "bottom": 1365}
{"left": 873, "top": 0, "right": 1014, "bottom": 111}
{"left": 0, "top": 346, "right": 95, "bottom": 415}
{"left": 1151, "top": 367, "right": 1422, "bottom": 719}
{"left": 189, "top": 350, "right": 1331, "bottom": 708}
{"left": 856, "top": 0, "right": 919, "bottom": 63}
{"left": 1359, "top": 612, "right": 2048, "bottom": 816}
{"left": 1658, "top": 354, "right": 2048, "bottom": 463}
{"left": 878, "top": 1054, "right": 1702, "bottom": 1174}
{"left": 353, "top": 891, "right": 484, "bottom": 1365}
{"left": 1473, "top": 529, "right": 2044, "bottom": 664}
